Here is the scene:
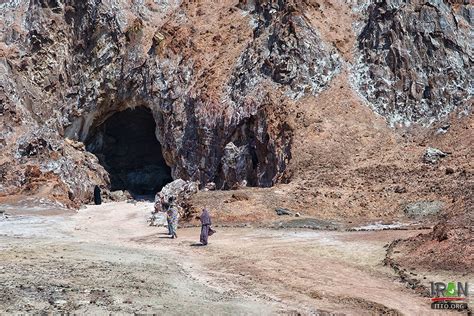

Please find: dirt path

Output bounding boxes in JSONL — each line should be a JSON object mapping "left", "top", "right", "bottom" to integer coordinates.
{"left": 0, "top": 201, "right": 470, "bottom": 314}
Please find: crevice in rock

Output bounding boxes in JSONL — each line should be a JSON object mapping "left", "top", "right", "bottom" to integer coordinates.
{"left": 85, "top": 106, "right": 172, "bottom": 196}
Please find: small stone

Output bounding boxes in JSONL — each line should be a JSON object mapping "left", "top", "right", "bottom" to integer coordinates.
{"left": 231, "top": 192, "right": 249, "bottom": 201}
{"left": 445, "top": 167, "right": 455, "bottom": 175}
{"left": 54, "top": 299, "right": 67, "bottom": 306}
{"left": 394, "top": 186, "right": 407, "bottom": 193}
{"left": 435, "top": 124, "right": 450, "bottom": 135}
{"left": 204, "top": 182, "right": 216, "bottom": 190}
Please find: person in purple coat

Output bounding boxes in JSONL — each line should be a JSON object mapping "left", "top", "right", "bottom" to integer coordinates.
{"left": 200, "top": 208, "right": 214, "bottom": 245}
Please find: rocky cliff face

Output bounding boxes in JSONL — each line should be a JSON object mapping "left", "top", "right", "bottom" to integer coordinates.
{"left": 0, "top": 0, "right": 472, "bottom": 206}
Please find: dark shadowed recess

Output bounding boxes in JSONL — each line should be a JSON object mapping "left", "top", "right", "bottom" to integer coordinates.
{"left": 85, "top": 107, "right": 172, "bottom": 196}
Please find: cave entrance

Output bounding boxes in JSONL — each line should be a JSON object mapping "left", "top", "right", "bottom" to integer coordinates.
{"left": 86, "top": 106, "right": 172, "bottom": 196}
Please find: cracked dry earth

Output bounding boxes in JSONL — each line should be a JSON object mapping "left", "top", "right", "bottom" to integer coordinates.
{"left": 0, "top": 202, "right": 471, "bottom": 315}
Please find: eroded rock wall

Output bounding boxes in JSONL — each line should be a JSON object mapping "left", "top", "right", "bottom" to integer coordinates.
{"left": 0, "top": 0, "right": 471, "bottom": 206}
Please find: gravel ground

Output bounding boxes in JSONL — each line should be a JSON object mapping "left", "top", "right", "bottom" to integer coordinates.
{"left": 0, "top": 201, "right": 470, "bottom": 315}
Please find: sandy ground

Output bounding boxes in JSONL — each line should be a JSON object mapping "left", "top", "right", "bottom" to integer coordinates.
{"left": 0, "top": 201, "right": 471, "bottom": 315}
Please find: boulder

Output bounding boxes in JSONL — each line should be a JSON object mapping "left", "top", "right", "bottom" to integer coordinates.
{"left": 204, "top": 182, "right": 216, "bottom": 191}
{"left": 108, "top": 190, "right": 131, "bottom": 202}
{"left": 159, "top": 179, "right": 199, "bottom": 204}
{"left": 275, "top": 207, "right": 292, "bottom": 216}
{"left": 403, "top": 201, "right": 444, "bottom": 218}
{"left": 225, "top": 192, "right": 250, "bottom": 203}
{"left": 423, "top": 147, "right": 449, "bottom": 164}
{"left": 151, "top": 179, "right": 199, "bottom": 223}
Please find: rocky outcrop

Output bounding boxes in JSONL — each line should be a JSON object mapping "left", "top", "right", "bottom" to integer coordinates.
{"left": 390, "top": 196, "right": 473, "bottom": 273}
{"left": 1, "top": 0, "right": 317, "bottom": 203}
{"left": 218, "top": 0, "right": 341, "bottom": 188}
{"left": 231, "top": 0, "right": 340, "bottom": 101}
{"left": 353, "top": 0, "right": 472, "bottom": 125}
{"left": 0, "top": 0, "right": 472, "bottom": 206}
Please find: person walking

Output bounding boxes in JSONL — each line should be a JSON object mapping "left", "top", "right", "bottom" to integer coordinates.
{"left": 167, "top": 199, "right": 179, "bottom": 239}
{"left": 200, "top": 208, "right": 214, "bottom": 245}
{"left": 155, "top": 201, "right": 172, "bottom": 234}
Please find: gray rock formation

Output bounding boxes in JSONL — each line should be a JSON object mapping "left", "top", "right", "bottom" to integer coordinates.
{"left": 231, "top": 0, "right": 340, "bottom": 101}
{"left": 158, "top": 179, "right": 199, "bottom": 205}
{"left": 353, "top": 0, "right": 472, "bottom": 125}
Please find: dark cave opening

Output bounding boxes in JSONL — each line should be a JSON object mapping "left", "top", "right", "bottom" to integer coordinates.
{"left": 86, "top": 107, "right": 172, "bottom": 196}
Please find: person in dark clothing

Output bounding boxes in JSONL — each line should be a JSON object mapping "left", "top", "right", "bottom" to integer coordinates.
{"left": 200, "top": 208, "right": 214, "bottom": 245}
{"left": 94, "top": 185, "right": 102, "bottom": 205}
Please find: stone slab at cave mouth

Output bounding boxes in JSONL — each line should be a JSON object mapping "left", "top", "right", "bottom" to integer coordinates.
{"left": 85, "top": 106, "right": 172, "bottom": 196}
